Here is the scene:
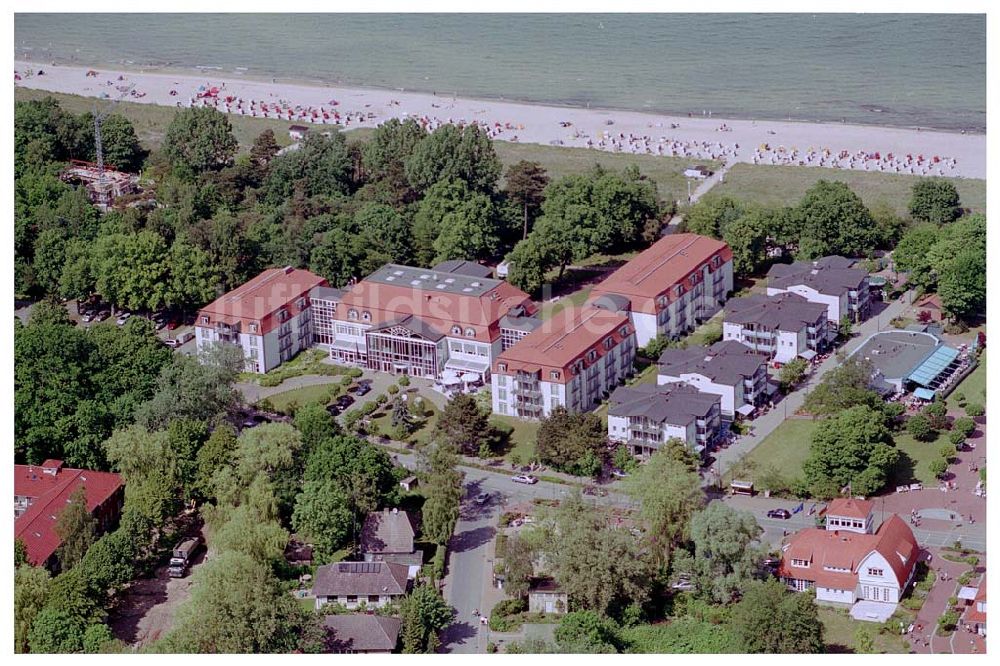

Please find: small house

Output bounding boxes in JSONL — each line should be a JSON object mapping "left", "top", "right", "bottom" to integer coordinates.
{"left": 288, "top": 124, "right": 310, "bottom": 141}
{"left": 527, "top": 577, "right": 567, "bottom": 614}
{"left": 399, "top": 476, "right": 418, "bottom": 492}
{"left": 914, "top": 293, "right": 945, "bottom": 323}
{"left": 360, "top": 508, "right": 422, "bottom": 576}
{"left": 684, "top": 165, "right": 714, "bottom": 179}
{"left": 312, "top": 561, "right": 410, "bottom": 611}
{"left": 323, "top": 614, "right": 401, "bottom": 653}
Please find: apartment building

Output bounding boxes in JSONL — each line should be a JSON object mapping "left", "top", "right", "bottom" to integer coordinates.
{"left": 608, "top": 382, "right": 722, "bottom": 457}
{"left": 491, "top": 306, "right": 636, "bottom": 419}
{"left": 195, "top": 266, "right": 328, "bottom": 373}
{"left": 657, "top": 340, "right": 772, "bottom": 419}
{"left": 766, "top": 256, "right": 872, "bottom": 325}
{"left": 311, "top": 262, "right": 539, "bottom": 380}
{"left": 722, "top": 293, "right": 833, "bottom": 364}
{"left": 588, "top": 233, "right": 734, "bottom": 347}
{"left": 15, "top": 460, "right": 124, "bottom": 571}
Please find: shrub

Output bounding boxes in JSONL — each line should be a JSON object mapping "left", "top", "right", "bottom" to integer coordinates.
{"left": 340, "top": 375, "right": 353, "bottom": 387}
{"left": 493, "top": 598, "right": 528, "bottom": 617}
{"left": 398, "top": 375, "right": 410, "bottom": 387}
{"left": 489, "top": 614, "right": 522, "bottom": 632}
{"left": 965, "top": 403, "right": 984, "bottom": 418}
{"left": 360, "top": 402, "right": 378, "bottom": 416}
{"left": 954, "top": 392, "right": 966, "bottom": 407}
{"left": 939, "top": 609, "right": 959, "bottom": 633}
{"left": 958, "top": 571, "right": 973, "bottom": 586}
{"left": 948, "top": 430, "right": 966, "bottom": 450}
{"left": 906, "top": 414, "right": 937, "bottom": 442}
{"left": 387, "top": 384, "right": 400, "bottom": 395}
{"left": 928, "top": 457, "right": 948, "bottom": 479}
{"left": 952, "top": 417, "right": 975, "bottom": 438}
{"left": 347, "top": 368, "right": 363, "bottom": 378}
{"left": 430, "top": 544, "right": 447, "bottom": 581}
{"left": 498, "top": 512, "right": 518, "bottom": 528}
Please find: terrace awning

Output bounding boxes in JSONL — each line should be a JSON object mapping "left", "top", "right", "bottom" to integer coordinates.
{"left": 958, "top": 586, "right": 979, "bottom": 601}
{"left": 913, "top": 387, "right": 936, "bottom": 401}
{"left": 799, "top": 349, "right": 818, "bottom": 360}
{"left": 736, "top": 404, "right": 756, "bottom": 416}
{"left": 445, "top": 357, "right": 490, "bottom": 374}
{"left": 907, "top": 346, "right": 960, "bottom": 387}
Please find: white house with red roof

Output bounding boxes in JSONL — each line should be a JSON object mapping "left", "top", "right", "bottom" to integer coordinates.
{"left": 964, "top": 574, "right": 987, "bottom": 637}
{"left": 195, "top": 266, "right": 328, "bottom": 373}
{"left": 778, "top": 498, "right": 921, "bottom": 620}
{"left": 14, "top": 460, "right": 124, "bottom": 571}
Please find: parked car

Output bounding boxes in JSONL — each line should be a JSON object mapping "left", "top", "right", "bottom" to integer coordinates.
{"left": 610, "top": 468, "right": 629, "bottom": 479}
{"left": 174, "top": 331, "right": 195, "bottom": 345}
{"left": 116, "top": 312, "right": 132, "bottom": 326}
{"left": 81, "top": 312, "right": 96, "bottom": 323}
{"left": 356, "top": 383, "right": 372, "bottom": 396}
{"left": 337, "top": 395, "right": 355, "bottom": 408}
{"left": 671, "top": 579, "right": 696, "bottom": 591}
{"left": 511, "top": 474, "right": 538, "bottom": 485}
{"left": 582, "top": 485, "right": 608, "bottom": 497}
{"left": 325, "top": 404, "right": 341, "bottom": 416}
{"left": 164, "top": 338, "right": 180, "bottom": 349}
{"left": 166, "top": 318, "right": 180, "bottom": 331}
{"left": 767, "top": 508, "right": 792, "bottom": 520}
{"left": 474, "top": 493, "right": 492, "bottom": 506}
{"left": 95, "top": 310, "right": 110, "bottom": 322}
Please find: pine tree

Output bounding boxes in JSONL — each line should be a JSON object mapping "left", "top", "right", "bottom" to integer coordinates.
{"left": 54, "top": 487, "right": 97, "bottom": 572}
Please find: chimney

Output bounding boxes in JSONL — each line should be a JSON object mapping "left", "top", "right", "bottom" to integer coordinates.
{"left": 284, "top": 266, "right": 294, "bottom": 274}
{"left": 392, "top": 508, "right": 398, "bottom": 514}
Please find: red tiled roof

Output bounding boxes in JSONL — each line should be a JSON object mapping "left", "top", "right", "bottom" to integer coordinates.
{"left": 196, "top": 267, "right": 328, "bottom": 336}
{"left": 333, "top": 280, "right": 535, "bottom": 344}
{"left": 15, "top": 464, "right": 124, "bottom": 566}
{"left": 825, "top": 498, "right": 874, "bottom": 520}
{"left": 589, "top": 233, "right": 732, "bottom": 315}
{"left": 778, "top": 515, "right": 919, "bottom": 591}
{"left": 915, "top": 293, "right": 943, "bottom": 310}
{"left": 493, "top": 306, "right": 632, "bottom": 383}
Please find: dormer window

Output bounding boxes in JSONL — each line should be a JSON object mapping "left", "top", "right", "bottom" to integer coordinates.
{"left": 348, "top": 309, "right": 359, "bottom": 320}
{"left": 451, "top": 325, "right": 462, "bottom": 335}
{"left": 297, "top": 298, "right": 306, "bottom": 310}
{"left": 674, "top": 285, "right": 683, "bottom": 297}
{"left": 588, "top": 350, "right": 597, "bottom": 362}
{"left": 249, "top": 323, "right": 258, "bottom": 333}
{"left": 791, "top": 558, "right": 809, "bottom": 568}
{"left": 498, "top": 363, "right": 506, "bottom": 372}
{"left": 604, "top": 338, "right": 613, "bottom": 350}
{"left": 712, "top": 254, "right": 721, "bottom": 267}
{"left": 620, "top": 326, "right": 629, "bottom": 337}
{"left": 465, "top": 327, "right": 475, "bottom": 337}
{"left": 550, "top": 370, "right": 560, "bottom": 380}
{"left": 201, "top": 315, "right": 210, "bottom": 324}
{"left": 278, "top": 309, "right": 290, "bottom": 323}
{"left": 362, "top": 311, "right": 371, "bottom": 322}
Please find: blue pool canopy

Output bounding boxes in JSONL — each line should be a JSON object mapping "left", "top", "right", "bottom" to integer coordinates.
{"left": 913, "top": 387, "right": 936, "bottom": 401}
{"left": 907, "top": 346, "right": 960, "bottom": 387}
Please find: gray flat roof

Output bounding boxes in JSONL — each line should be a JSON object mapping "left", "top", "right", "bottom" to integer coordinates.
{"left": 310, "top": 285, "right": 345, "bottom": 301}
{"left": 500, "top": 313, "right": 543, "bottom": 332}
{"left": 847, "top": 330, "right": 941, "bottom": 381}
{"left": 365, "top": 263, "right": 502, "bottom": 297}
{"left": 432, "top": 259, "right": 494, "bottom": 279}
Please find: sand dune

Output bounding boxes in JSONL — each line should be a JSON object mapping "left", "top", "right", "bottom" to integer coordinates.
{"left": 14, "top": 61, "right": 986, "bottom": 180}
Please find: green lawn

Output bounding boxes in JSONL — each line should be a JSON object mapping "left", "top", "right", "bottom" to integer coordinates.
{"left": 370, "top": 395, "right": 441, "bottom": 445}
{"left": 712, "top": 163, "right": 986, "bottom": 216}
{"left": 817, "top": 606, "right": 910, "bottom": 654}
{"left": 490, "top": 414, "right": 540, "bottom": 463}
{"left": 894, "top": 430, "right": 950, "bottom": 487}
{"left": 946, "top": 351, "right": 986, "bottom": 410}
{"left": 16, "top": 87, "right": 303, "bottom": 151}
{"left": 731, "top": 418, "right": 818, "bottom": 485}
{"left": 495, "top": 141, "right": 719, "bottom": 203}
{"left": 261, "top": 383, "right": 337, "bottom": 413}
{"left": 537, "top": 286, "right": 594, "bottom": 321}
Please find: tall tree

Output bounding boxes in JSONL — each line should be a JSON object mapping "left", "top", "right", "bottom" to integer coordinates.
{"left": 399, "top": 584, "right": 454, "bottom": 653}
{"left": 291, "top": 480, "right": 354, "bottom": 563}
{"left": 535, "top": 407, "right": 606, "bottom": 476}
{"left": 622, "top": 447, "right": 704, "bottom": 565}
{"left": 496, "top": 534, "right": 536, "bottom": 599}
{"left": 794, "top": 180, "right": 877, "bottom": 259}
{"left": 162, "top": 106, "right": 238, "bottom": 174}
{"left": 730, "top": 579, "right": 824, "bottom": 653}
{"left": 94, "top": 114, "right": 143, "bottom": 172}
{"left": 803, "top": 405, "right": 900, "bottom": 498}
{"left": 420, "top": 442, "right": 463, "bottom": 546}
{"left": 14, "top": 565, "right": 51, "bottom": 653}
{"left": 54, "top": 487, "right": 98, "bottom": 572}
{"left": 361, "top": 117, "right": 427, "bottom": 191}
{"left": 432, "top": 393, "right": 492, "bottom": 456}
{"left": 909, "top": 178, "right": 961, "bottom": 224}
{"left": 504, "top": 160, "right": 550, "bottom": 239}
{"left": 404, "top": 123, "right": 501, "bottom": 194}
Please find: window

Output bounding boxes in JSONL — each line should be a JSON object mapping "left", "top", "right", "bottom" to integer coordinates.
{"left": 362, "top": 311, "right": 371, "bottom": 322}
{"left": 297, "top": 298, "right": 306, "bottom": 309}
{"left": 249, "top": 323, "right": 258, "bottom": 333}
{"left": 550, "top": 370, "right": 560, "bottom": 380}
{"left": 712, "top": 254, "right": 721, "bottom": 267}
{"left": 604, "top": 338, "right": 613, "bottom": 350}
{"left": 348, "top": 309, "right": 358, "bottom": 320}
{"left": 201, "top": 316, "right": 209, "bottom": 324}
{"left": 346, "top": 595, "right": 357, "bottom": 604}
{"left": 620, "top": 326, "right": 629, "bottom": 337}
{"left": 498, "top": 363, "right": 506, "bottom": 372}
{"left": 674, "top": 285, "right": 683, "bottom": 297}
{"left": 278, "top": 309, "right": 290, "bottom": 323}
{"left": 588, "top": 350, "right": 597, "bottom": 362}
{"left": 498, "top": 388, "right": 507, "bottom": 400}
{"left": 368, "top": 595, "right": 380, "bottom": 603}
{"left": 465, "top": 327, "right": 476, "bottom": 337}
{"left": 867, "top": 568, "right": 884, "bottom": 577}
{"left": 451, "top": 325, "right": 462, "bottom": 335}
{"left": 791, "top": 558, "right": 809, "bottom": 568}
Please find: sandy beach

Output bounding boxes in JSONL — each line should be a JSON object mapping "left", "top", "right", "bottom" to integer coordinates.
{"left": 14, "top": 61, "right": 987, "bottom": 180}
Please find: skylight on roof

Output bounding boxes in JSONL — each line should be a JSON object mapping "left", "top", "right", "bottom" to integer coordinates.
{"left": 385, "top": 276, "right": 396, "bottom": 281}
{"left": 436, "top": 284, "right": 447, "bottom": 289}
{"left": 411, "top": 280, "right": 422, "bottom": 286}
{"left": 392, "top": 270, "right": 404, "bottom": 276}
{"left": 462, "top": 287, "right": 474, "bottom": 292}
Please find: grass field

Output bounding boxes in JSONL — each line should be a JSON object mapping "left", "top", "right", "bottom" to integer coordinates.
{"left": 711, "top": 163, "right": 986, "bottom": 216}
{"left": 261, "top": 383, "right": 336, "bottom": 413}
{"left": 817, "top": 606, "right": 909, "bottom": 654}
{"left": 490, "top": 414, "right": 541, "bottom": 464}
{"left": 537, "top": 286, "right": 594, "bottom": 321}
{"left": 16, "top": 87, "right": 302, "bottom": 151}
{"left": 946, "top": 352, "right": 986, "bottom": 410}
{"left": 370, "top": 396, "right": 441, "bottom": 445}
{"left": 733, "top": 418, "right": 819, "bottom": 485}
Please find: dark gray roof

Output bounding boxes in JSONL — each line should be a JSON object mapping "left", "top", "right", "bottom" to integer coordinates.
{"left": 366, "top": 263, "right": 501, "bottom": 296}
{"left": 313, "top": 561, "right": 410, "bottom": 597}
{"left": 725, "top": 293, "right": 828, "bottom": 331}
{"left": 361, "top": 509, "right": 415, "bottom": 555}
{"left": 767, "top": 258, "right": 867, "bottom": 296}
{"left": 310, "top": 285, "right": 345, "bottom": 301}
{"left": 369, "top": 314, "right": 444, "bottom": 341}
{"left": 590, "top": 293, "right": 632, "bottom": 313}
{"left": 323, "top": 614, "right": 401, "bottom": 652}
{"left": 528, "top": 577, "right": 564, "bottom": 594}
{"left": 848, "top": 331, "right": 941, "bottom": 381}
{"left": 658, "top": 340, "right": 767, "bottom": 384}
{"left": 609, "top": 383, "right": 719, "bottom": 425}
{"left": 432, "top": 259, "right": 494, "bottom": 279}
{"left": 499, "top": 313, "right": 543, "bottom": 332}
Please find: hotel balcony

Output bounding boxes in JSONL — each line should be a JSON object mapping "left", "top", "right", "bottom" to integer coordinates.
{"left": 514, "top": 388, "right": 543, "bottom": 399}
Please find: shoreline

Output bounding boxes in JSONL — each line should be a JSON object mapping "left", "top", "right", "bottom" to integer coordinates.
{"left": 13, "top": 60, "right": 987, "bottom": 180}
{"left": 16, "top": 55, "right": 986, "bottom": 137}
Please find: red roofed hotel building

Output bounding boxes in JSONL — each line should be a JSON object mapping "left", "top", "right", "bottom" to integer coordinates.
{"left": 778, "top": 498, "right": 920, "bottom": 616}
{"left": 310, "top": 262, "right": 539, "bottom": 380}
{"left": 491, "top": 305, "right": 636, "bottom": 418}
{"left": 15, "top": 460, "right": 125, "bottom": 571}
{"left": 195, "top": 266, "right": 328, "bottom": 373}
{"left": 587, "top": 233, "right": 734, "bottom": 347}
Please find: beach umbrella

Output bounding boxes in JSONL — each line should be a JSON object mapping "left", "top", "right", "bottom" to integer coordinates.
{"left": 461, "top": 372, "right": 480, "bottom": 384}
